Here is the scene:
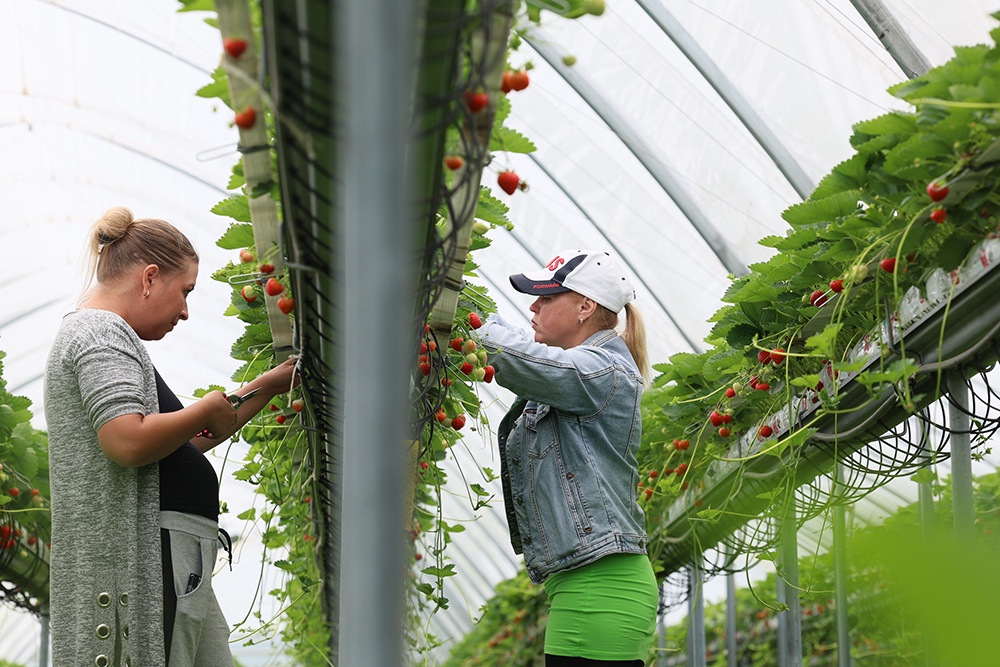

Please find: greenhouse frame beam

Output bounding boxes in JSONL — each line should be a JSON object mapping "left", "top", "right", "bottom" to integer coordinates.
{"left": 526, "top": 152, "right": 704, "bottom": 353}
{"left": 524, "top": 33, "right": 749, "bottom": 278}
{"left": 848, "top": 0, "right": 932, "bottom": 78}
{"left": 338, "top": 0, "right": 418, "bottom": 664}
{"left": 634, "top": 0, "right": 815, "bottom": 201}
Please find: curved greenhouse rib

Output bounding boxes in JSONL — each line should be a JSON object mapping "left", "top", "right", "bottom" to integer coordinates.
{"left": 526, "top": 152, "right": 704, "bottom": 353}
{"left": 848, "top": 0, "right": 931, "bottom": 78}
{"left": 634, "top": 0, "right": 816, "bottom": 200}
{"left": 524, "top": 32, "right": 749, "bottom": 278}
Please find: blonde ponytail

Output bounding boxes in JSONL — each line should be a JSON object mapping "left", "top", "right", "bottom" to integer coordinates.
{"left": 621, "top": 302, "right": 650, "bottom": 387}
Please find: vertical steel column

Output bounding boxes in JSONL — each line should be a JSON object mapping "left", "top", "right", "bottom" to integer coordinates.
{"left": 778, "top": 511, "right": 803, "bottom": 667}
{"left": 725, "top": 573, "right": 737, "bottom": 667}
{"left": 687, "top": 564, "right": 706, "bottom": 667}
{"left": 833, "top": 465, "right": 853, "bottom": 667}
{"left": 337, "top": 0, "right": 417, "bottom": 664}
{"left": 39, "top": 604, "right": 49, "bottom": 667}
{"left": 918, "top": 412, "right": 936, "bottom": 667}
{"left": 947, "top": 372, "right": 975, "bottom": 543}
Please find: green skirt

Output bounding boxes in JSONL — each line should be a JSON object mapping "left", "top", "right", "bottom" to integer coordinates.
{"left": 542, "top": 553, "right": 658, "bottom": 661}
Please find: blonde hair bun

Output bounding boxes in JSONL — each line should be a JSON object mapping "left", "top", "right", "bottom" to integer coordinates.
{"left": 93, "top": 206, "right": 135, "bottom": 245}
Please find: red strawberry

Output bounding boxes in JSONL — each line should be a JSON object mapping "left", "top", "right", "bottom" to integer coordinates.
{"left": 444, "top": 155, "right": 464, "bottom": 171}
{"left": 648, "top": 470, "right": 659, "bottom": 478}
{"left": 269, "top": 404, "right": 279, "bottom": 411}
{"left": 420, "top": 461, "right": 429, "bottom": 470}
{"left": 8, "top": 488, "right": 19, "bottom": 498}
{"left": 930, "top": 208, "right": 947, "bottom": 224}
{"left": 769, "top": 348, "right": 785, "bottom": 365}
{"left": 675, "top": 463, "right": 688, "bottom": 475}
{"left": 239, "top": 249, "right": 255, "bottom": 263}
{"left": 277, "top": 296, "right": 295, "bottom": 314}
{"left": 926, "top": 180, "right": 949, "bottom": 202}
{"left": 450, "top": 337, "right": 464, "bottom": 352}
{"left": 483, "top": 365, "right": 495, "bottom": 383}
{"left": 259, "top": 262, "right": 275, "bottom": 274}
{"left": 725, "top": 387, "right": 736, "bottom": 398}
{"left": 241, "top": 285, "right": 258, "bottom": 303}
{"left": 810, "top": 289, "right": 828, "bottom": 307}
{"left": 464, "top": 90, "right": 488, "bottom": 113}
{"left": 722, "top": 413, "right": 732, "bottom": 424}
{"left": 468, "top": 312, "right": 483, "bottom": 329}
{"left": 497, "top": 171, "right": 520, "bottom": 195}
{"left": 756, "top": 382, "right": 771, "bottom": 391}
{"left": 510, "top": 70, "right": 530, "bottom": 91}
{"left": 276, "top": 414, "right": 286, "bottom": 424}
{"left": 419, "top": 341, "right": 429, "bottom": 354}
{"left": 829, "top": 279, "right": 844, "bottom": 293}
{"left": 460, "top": 361, "right": 474, "bottom": 375}
{"left": 709, "top": 411, "right": 724, "bottom": 427}
{"left": 759, "top": 425, "right": 773, "bottom": 438}
{"left": 677, "top": 439, "right": 690, "bottom": 451}
{"left": 880, "top": 257, "right": 896, "bottom": 273}
{"left": 451, "top": 414, "right": 466, "bottom": 430}
{"left": 265, "top": 277, "right": 285, "bottom": 296}
{"left": 435, "top": 409, "right": 447, "bottom": 423}
{"left": 30, "top": 488, "right": 39, "bottom": 497}
{"left": 223, "top": 37, "right": 248, "bottom": 59}
{"left": 501, "top": 71, "right": 515, "bottom": 93}
{"left": 418, "top": 362, "right": 431, "bottom": 376}
{"left": 27, "top": 535, "right": 37, "bottom": 546}
{"left": 441, "top": 377, "right": 452, "bottom": 387}
{"left": 758, "top": 349, "right": 771, "bottom": 364}
{"left": 292, "top": 399, "right": 304, "bottom": 412}
{"left": 718, "top": 427, "right": 731, "bottom": 438}
{"left": 234, "top": 106, "right": 257, "bottom": 129}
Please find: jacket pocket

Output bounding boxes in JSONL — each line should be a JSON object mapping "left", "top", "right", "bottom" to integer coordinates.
{"left": 523, "top": 405, "right": 556, "bottom": 458}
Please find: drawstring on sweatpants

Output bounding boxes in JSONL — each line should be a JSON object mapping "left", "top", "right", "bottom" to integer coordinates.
{"left": 218, "top": 528, "right": 233, "bottom": 570}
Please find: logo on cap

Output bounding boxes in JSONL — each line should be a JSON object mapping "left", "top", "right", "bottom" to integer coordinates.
{"left": 546, "top": 256, "right": 565, "bottom": 271}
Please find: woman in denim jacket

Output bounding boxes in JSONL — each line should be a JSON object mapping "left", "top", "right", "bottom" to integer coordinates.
{"left": 478, "top": 249, "right": 658, "bottom": 666}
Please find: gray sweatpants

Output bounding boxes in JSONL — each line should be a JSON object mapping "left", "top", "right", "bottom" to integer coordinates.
{"left": 160, "top": 511, "right": 235, "bottom": 667}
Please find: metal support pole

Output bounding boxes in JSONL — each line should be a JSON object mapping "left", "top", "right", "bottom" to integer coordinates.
{"left": 848, "top": 0, "right": 932, "bottom": 78}
{"left": 338, "top": 0, "right": 417, "bottom": 664}
{"left": 833, "top": 465, "right": 852, "bottom": 667}
{"left": 39, "top": 604, "right": 50, "bottom": 667}
{"left": 687, "top": 564, "right": 706, "bottom": 667}
{"left": 778, "top": 510, "right": 803, "bottom": 667}
{"left": 635, "top": 0, "right": 815, "bottom": 200}
{"left": 524, "top": 33, "right": 749, "bottom": 277}
{"left": 725, "top": 573, "right": 737, "bottom": 667}
{"left": 947, "top": 372, "right": 975, "bottom": 544}
{"left": 918, "top": 412, "right": 936, "bottom": 667}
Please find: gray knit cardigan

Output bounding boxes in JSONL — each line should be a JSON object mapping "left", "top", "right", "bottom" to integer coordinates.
{"left": 44, "top": 308, "right": 165, "bottom": 666}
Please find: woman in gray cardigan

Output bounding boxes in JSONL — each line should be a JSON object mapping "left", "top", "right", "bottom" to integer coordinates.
{"left": 44, "top": 207, "right": 297, "bottom": 667}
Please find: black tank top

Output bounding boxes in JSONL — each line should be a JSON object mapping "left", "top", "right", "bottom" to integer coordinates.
{"left": 154, "top": 369, "right": 220, "bottom": 520}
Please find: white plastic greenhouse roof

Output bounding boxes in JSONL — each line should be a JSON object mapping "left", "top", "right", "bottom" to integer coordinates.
{"left": 3, "top": 0, "right": 999, "bottom": 663}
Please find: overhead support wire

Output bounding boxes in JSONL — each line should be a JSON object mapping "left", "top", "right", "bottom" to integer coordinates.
{"left": 525, "top": 152, "right": 704, "bottom": 353}
{"left": 634, "top": 0, "right": 816, "bottom": 201}
{"left": 524, "top": 32, "right": 750, "bottom": 278}
{"left": 848, "top": 0, "right": 932, "bottom": 78}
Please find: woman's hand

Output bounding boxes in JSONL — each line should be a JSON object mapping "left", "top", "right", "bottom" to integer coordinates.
{"left": 259, "top": 356, "right": 301, "bottom": 395}
{"left": 195, "top": 390, "right": 239, "bottom": 439}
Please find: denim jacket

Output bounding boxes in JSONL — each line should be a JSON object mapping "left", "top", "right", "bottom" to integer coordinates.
{"left": 479, "top": 315, "right": 648, "bottom": 584}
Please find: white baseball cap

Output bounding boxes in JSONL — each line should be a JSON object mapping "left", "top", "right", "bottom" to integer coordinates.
{"left": 509, "top": 249, "right": 636, "bottom": 313}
